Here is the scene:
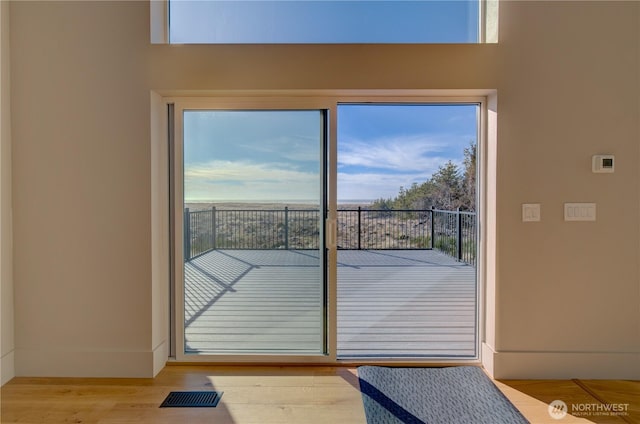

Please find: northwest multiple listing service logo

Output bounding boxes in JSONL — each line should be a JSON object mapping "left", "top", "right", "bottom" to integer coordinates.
{"left": 548, "top": 400, "right": 568, "bottom": 420}
{"left": 548, "top": 400, "right": 630, "bottom": 420}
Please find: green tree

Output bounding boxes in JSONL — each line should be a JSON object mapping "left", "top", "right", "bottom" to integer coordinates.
{"left": 370, "top": 142, "right": 476, "bottom": 211}
{"left": 430, "top": 161, "right": 463, "bottom": 210}
{"left": 462, "top": 142, "right": 476, "bottom": 211}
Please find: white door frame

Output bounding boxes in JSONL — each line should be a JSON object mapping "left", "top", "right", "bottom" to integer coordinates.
{"left": 165, "top": 90, "right": 489, "bottom": 365}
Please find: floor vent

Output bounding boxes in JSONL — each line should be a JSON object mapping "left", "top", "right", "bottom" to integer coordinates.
{"left": 160, "top": 391, "right": 223, "bottom": 408}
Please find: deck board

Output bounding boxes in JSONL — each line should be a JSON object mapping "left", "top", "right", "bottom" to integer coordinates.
{"left": 184, "top": 249, "right": 476, "bottom": 357}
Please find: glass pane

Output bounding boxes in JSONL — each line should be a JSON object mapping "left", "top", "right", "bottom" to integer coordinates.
{"left": 170, "top": 1, "right": 479, "bottom": 44}
{"left": 337, "top": 104, "right": 478, "bottom": 358}
{"left": 182, "top": 110, "right": 325, "bottom": 355}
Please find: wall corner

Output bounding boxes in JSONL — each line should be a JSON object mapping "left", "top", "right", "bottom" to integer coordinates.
{"left": 0, "top": 0, "right": 15, "bottom": 386}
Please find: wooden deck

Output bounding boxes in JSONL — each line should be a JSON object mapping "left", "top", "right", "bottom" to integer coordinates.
{"left": 184, "top": 249, "right": 476, "bottom": 357}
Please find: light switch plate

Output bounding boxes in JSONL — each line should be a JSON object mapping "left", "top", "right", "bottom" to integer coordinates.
{"left": 564, "top": 203, "right": 596, "bottom": 221}
{"left": 522, "top": 204, "right": 541, "bottom": 222}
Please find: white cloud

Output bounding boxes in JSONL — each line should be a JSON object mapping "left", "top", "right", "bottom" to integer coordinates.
{"left": 185, "top": 160, "right": 319, "bottom": 202}
{"left": 338, "top": 134, "right": 452, "bottom": 172}
{"left": 337, "top": 171, "right": 426, "bottom": 201}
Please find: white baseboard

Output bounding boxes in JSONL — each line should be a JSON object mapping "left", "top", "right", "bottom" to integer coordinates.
{"left": 481, "top": 342, "right": 495, "bottom": 376}
{"left": 15, "top": 348, "right": 158, "bottom": 378}
{"left": 1, "top": 349, "right": 15, "bottom": 385}
{"left": 152, "top": 340, "right": 168, "bottom": 377}
{"left": 482, "top": 343, "right": 640, "bottom": 379}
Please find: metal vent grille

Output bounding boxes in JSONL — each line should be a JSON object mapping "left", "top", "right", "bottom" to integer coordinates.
{"left": 160, "top": 391, "right": 223, "bottom": 408}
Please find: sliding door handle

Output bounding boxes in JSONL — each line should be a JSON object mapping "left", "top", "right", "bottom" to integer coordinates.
{"left": 326, "top": 218, "right": 337, "bottom": 249}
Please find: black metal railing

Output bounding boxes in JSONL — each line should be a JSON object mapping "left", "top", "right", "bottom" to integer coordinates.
{"left": 431, "top": 209, "right": 477, "bottom": 267}
{"left": 184, "top": 207, "right": 320, "bottom": 259}
{"left": 337, "top": 208, "right": 432, "bottom": 250}
{"left": 184, "top": 207, "right": 476, "bottom": 266}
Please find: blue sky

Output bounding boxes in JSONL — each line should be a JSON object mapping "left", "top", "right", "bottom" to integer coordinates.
{"left": 337, "top": 104, "right": 477, "bottom": 201}
{"left": 169, "top": 0, "right": 479, "bottom": 44}
{"left": 184, "top": 111, "right": 322, "bottom": 202}
{"left": 183, "top": 105, "right": 478, "bottom": 203}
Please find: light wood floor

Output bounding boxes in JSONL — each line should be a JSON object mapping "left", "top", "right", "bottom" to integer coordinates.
{"left": 2, "top": 365, "right": 638, "bottom": 424}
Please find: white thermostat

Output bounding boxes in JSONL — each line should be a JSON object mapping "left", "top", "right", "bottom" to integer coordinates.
{"left": 592, "top": 155, "right": 614, "bottom": 173}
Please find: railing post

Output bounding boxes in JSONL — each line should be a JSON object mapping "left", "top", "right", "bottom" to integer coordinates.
{"left": 284, "top": 206, "right": 289, "bottom": 250}
{"left": 432, "top": 207, "right": 437, "bottom": 249}
{"left": 357, "top": 206, "right": 362, "bottom": 250}
{"left": 457, "top": 207, "right": 463, "bottom": 262}
{"left": 211, "top": 206, "right": 216, "bottom": 250}
{"left": 184, "top": 208, "right": 191, "bottom": 261}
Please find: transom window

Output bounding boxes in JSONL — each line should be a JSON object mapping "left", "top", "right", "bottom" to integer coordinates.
{"left": 168, "top": 0, "right": 482, "bottom": 44}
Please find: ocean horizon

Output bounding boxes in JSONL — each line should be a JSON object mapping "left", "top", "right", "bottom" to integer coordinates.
{"left": 185, "top": 199, "right": 376, "bottom": 205}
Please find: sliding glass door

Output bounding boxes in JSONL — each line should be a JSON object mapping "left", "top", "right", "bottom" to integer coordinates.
{"left": 175, "top": 107, "right": 327, "bottom": 356}
{"left": 170, "top": 95, "right": 483, "bottom": 362}
{"left": 336, "top": 103, "right": 479, "bottom": 358}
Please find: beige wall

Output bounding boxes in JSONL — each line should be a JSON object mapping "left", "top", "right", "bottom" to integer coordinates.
{"left": 6, "top": 1, "right": 640, "bottom": 378}
{"left": 1, "top": 0, "right": 14, "bottom": 385}
{"left": 489, "top": 2, "right": 639, "bottom": 378}
{"left": 11, "top": 1, "right": 154, "bottom": 377}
